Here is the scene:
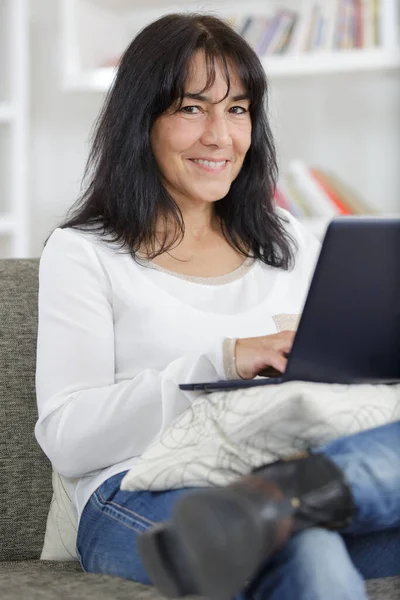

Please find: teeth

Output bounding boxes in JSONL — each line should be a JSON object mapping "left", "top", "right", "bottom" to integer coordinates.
{"left": 192, "top": 159, "right": 226, "bottom": 169}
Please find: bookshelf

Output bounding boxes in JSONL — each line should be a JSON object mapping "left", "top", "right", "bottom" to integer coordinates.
{"left": 61, "top": 0, "right": 400, "bottom": 91}
{"left": 0, "top": 0, "right": 29, "bottom": 258}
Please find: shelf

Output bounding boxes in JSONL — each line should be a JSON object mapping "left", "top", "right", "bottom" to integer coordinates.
{"left": 0, "top": 215, "right": 16, "bottom": 234}
{"left": 83, "top": 0, "right": 192, "bottom": 9}
{"left": 0, "top": 103, "right": 15, "bottom": 123}
{"left": 64, "top": 47, "right": 400, "bottom": 91}
{"left": 263, "top": 48, "right": 400, "bottom": 77}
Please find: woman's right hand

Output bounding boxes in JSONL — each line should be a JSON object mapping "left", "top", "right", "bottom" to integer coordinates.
{"left": 235, "top": 331, "right": 295, "bottom": 380}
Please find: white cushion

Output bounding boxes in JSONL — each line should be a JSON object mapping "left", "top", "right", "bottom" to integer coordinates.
{"left": 40, "top": 470, "right": 79, "bottom": 561}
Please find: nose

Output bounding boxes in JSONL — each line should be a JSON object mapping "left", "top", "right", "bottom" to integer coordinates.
{"left": 200, "top": 114, "right": 232, "bottom": 148}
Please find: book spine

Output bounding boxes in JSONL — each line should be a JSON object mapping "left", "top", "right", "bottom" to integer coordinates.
{"left": 334, "top": 0, "right": 345, "bottom": 49}
{"left": 288, "top": 161, "right": 340, "bottom": 218}
{"left": 379, "top": 0, "right": 399, "bottom": 47}
{"left": 285, "top": 172, "right": 314, "bottom": 217}
{"left": 347, "top": 0, "right": 357, "bottom": 48}
{"left": 361, "top": 0, "right": 374, "bottom": 46}
{"left": 244, "top": 18, "right": 270, "bottom": 52}
{"left": 305, "top": 3, "right": 321, "bottom": 52}
{"left": 373, "top": 0, "right": 380, "bottom": 45}
{"left": 267, "top": 11, "right": 297, "bottom": 55}
{"left": 289, "top": 0, "right": 315, "bottom": 54}
{"left": 310, "top": 169, "right": 353, "bottom": 214}
{"left": 324, "top": 0, "right": 340, "bottom": 51}
{"left": 257, "top": 14, "right": 281, "bottom": 56}
{"left": 275, "top": 178, "right": 304, "bottom": 217}
{"left": 313, "top": 8, "right": 326, "bottom": 50}
{"left": 354, "top": 0, "right": 364, "bottom": 47}
{"left": 314, "top": 169, "right": 375, "bottom": 214}
{"left": 279, "top": 13, "right": 299, "bottom": 54}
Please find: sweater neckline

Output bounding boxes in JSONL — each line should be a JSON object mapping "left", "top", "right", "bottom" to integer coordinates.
{"left": 136, "top": 256, "right": 256, "bottom": 286}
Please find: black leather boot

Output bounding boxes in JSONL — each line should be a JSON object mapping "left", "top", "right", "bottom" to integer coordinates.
{"left": 138, "top": 453, "right": 355, "bottom": 600}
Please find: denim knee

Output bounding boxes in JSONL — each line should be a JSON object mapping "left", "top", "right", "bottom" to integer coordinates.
{"left": 250, "top": 528, "right": 367, "bottom": 600}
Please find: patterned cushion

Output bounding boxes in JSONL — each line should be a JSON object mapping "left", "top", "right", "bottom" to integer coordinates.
{"left": 0, "top": 259, "right": 52, "bottom": 561}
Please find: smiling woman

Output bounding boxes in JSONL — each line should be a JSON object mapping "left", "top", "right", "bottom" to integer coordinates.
{"left": 57, "top": 13, "right": 293, "bottom": 274}
{"left": 31, "top": 11, "right": 362, "bottom": 600}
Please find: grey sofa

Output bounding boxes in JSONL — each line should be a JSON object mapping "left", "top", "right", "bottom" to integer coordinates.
{"left": 0, "top": 259, "right": 399, "bottom": 600}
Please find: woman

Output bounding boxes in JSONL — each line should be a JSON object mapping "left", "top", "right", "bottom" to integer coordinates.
{"left": 34, "top": 13, "right": 396, "bottom": 600}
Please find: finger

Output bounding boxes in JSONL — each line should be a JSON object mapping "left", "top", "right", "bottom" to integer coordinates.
{"left": 262, "top": 352, "right": 288, "bottom": 374}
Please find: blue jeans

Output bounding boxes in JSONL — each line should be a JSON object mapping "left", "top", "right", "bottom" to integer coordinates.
{"left": 77, "top": 422, "right": 400, "bottom": 600}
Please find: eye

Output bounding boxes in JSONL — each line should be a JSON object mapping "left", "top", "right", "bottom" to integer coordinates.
{"left": 229, "top": 106, "right": 248, "bottom": 115}
{"left": 179, "top": 105, "right": 202, "bottom": 115}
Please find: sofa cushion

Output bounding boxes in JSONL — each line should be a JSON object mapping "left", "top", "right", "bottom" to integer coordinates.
{"left": 0, "top": 561, "right": 163, "bottom": 600}
{"left": 0, "top": 260, "right": 53, "bottom": 561}
{"left": 0, "top": 562, "right": 398, "bottom": 600}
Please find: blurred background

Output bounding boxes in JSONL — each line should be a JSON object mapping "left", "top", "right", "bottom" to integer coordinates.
{"left": 1, "top": 0, "right": 399, "bottom": 258}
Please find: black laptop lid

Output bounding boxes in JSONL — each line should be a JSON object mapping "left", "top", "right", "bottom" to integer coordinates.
{"left": 286, "top": 217, "right": 400, "bottom": 384}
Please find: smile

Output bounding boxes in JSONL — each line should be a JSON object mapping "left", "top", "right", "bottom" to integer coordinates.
{"left": 190, "top": 159, "right": 228, "bottom": 172}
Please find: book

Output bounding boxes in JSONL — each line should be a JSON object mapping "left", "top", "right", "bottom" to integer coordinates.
{"left": 285, "top": 172, "right": 315, "bottom": 216}
{"left": 278, "top": 13, "right": 299, "bottom": 54}
{"left": 275, "top": 178, "right": 305, "bottom": 217}
{"left": 288, "top": 161, "right": 340, "bottom": 218}
{"left": 257, "top": 12, "right": 282, "bottom": 56}
{"left": 288, "top": 0, "right": 316, "bottom": 54}
{"left": 362, "top": 0, "right": 376, "bottom": 47}
{"left": 310, "top": 169, "right": 352, "bottom": 214}
{"left": 274, "top": 184, "right": 290, "bottom": 211}
{"left": 243, "top": 17, "right": 270, "bottom": 51}
{"left": 323, "top": 0, "right": 341, "bottom": 50}
{"left": 264, "top": 10, "right": 298, "bottom": 56}
{"left": 379, "top": 0, "right": 399, "bottom": 47}
{"left": 354, "top": 0, "right": 364, "bottom": 48}
{"left": 312, "top": 169, "right": 376, "bottom": 214}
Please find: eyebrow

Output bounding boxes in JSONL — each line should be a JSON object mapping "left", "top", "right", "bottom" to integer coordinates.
{"left": 183, "top": 92, "right": 250, "bottom": 102}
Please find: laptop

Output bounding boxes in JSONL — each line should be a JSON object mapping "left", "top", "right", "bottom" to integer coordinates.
{"left": 180, "top": 217, "right": 400, "bottom": 393}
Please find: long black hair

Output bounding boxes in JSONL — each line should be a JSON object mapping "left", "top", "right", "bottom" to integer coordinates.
{"left": 60, "top": 13, "right": 295, "bottom": 269}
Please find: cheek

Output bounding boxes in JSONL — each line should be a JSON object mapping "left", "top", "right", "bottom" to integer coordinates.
{"left": 235, "top": 120, "right": 252, "bottom": 151}
{"left": 235, "top": 128, "right": 252, "bottom": 159}
{"left": 158, "top": 121, "right": 200, "bottom": 158}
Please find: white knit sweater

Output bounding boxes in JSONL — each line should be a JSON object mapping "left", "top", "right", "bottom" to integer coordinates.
{"left": 35, "top": 209, "right": 320, "bottom": 520}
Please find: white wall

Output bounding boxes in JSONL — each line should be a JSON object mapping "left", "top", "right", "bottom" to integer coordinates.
{"left": 29, "top": 0, "right": 400, "bottom": 256}
{"left": 30, "top": 0, "right": 103, "bottom": 256}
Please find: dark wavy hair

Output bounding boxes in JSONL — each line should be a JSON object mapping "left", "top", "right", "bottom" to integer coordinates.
{"left": 60, "top": 13, "right": 295, "bottom": 269}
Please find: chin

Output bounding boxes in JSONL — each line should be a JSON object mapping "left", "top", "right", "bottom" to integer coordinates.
{"left": 193, "top": 185, "right": 232, "bottom": 204}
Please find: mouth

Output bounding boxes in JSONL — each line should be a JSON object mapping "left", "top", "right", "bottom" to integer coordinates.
{"left": 189, "top": 159, "right": 229, "bottom": 172}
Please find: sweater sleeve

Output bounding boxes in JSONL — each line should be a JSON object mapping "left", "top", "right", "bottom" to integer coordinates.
{"left": 35, "top": 229, "right": 225, "bottom": 479}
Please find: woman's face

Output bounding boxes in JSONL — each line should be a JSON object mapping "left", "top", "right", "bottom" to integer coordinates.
{"left": 151, "top": 51, "right": 252, "bottom": 209}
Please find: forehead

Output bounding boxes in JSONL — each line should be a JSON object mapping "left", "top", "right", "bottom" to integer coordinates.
{"left": 185, "top": 51, "right": 247, "bottom": 98}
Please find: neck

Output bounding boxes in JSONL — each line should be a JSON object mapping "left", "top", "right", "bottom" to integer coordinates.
{"left": 179, "top": 202, "right": 218, "bottom": 241}
{"left": 156, "top": 201, "right": 219, "bottom": 246}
